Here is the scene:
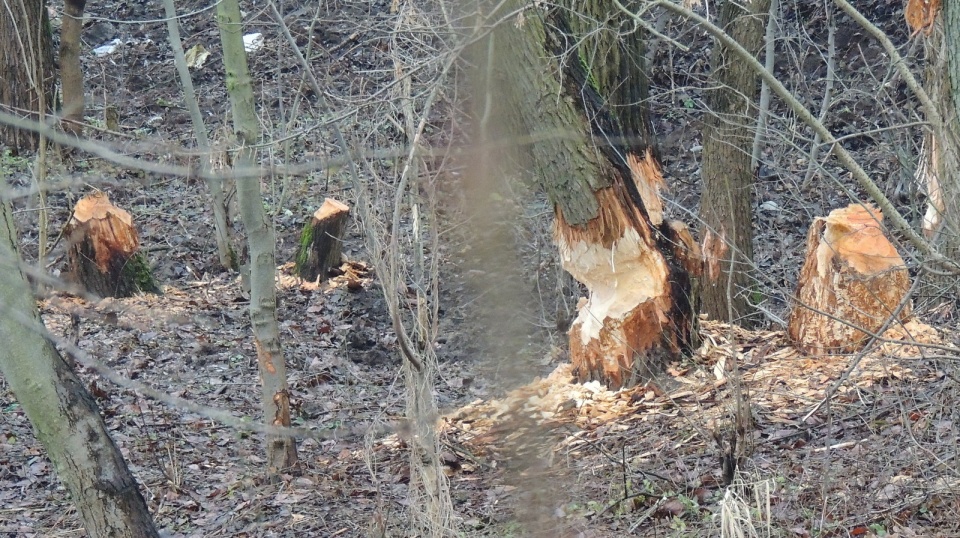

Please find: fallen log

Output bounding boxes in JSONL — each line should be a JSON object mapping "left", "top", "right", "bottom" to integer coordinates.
{"left": 66, "top": 192, "right": 159, "bottom": 298}
{"left": 788, "top": 203, "right": 911, "bottom": 355}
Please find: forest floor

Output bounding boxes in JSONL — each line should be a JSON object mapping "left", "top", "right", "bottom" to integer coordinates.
{"left": 2, "top": 0, "right": 960, "bottom": 537}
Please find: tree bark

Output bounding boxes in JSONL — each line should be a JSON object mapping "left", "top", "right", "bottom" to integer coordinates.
{"left": 569, "top": 0, "right": 653, "bottom": 147}
{"left": 699, "top": 0, "right": 769, "bottom": 327}
{"left": 0, "top": 0, "right": 55, "bottom": 151}
{"left": 60, "top": 0, "right": 86, "bottom": 136}
{"left": 918, "top": 5, "right": 960, "bottom": 302}
{"left": 490, "top": 2, "right": 699, "bottom": 389}
{"left": 216, "top": 0, "right": 297, "bottom": 474}
{"left": 66, "top": 193, "right": 159, "bottom": 298}
{"left": 0, "top": 197, "right": 159, "bottom": 537}
{"left": 295, "top": 198, "right": 349, "bottom": 282}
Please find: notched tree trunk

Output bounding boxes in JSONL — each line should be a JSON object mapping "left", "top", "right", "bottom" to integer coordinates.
{"left": 699, "top": 0, "right": 770, "bottom": 327}
{"left": 560, "top": 149, "right": 701, "bottom": 388}
{"left": 788, "top": 204, "right": 912, "bottom": 355}
{"left": 490, "top": 3, "right": 699, "bottom": 389}
{"left": 66, "top": 193, "right": 159, "bottom": 297}
{"left": 295, "top": 198, "right": 350, "bottom": 282}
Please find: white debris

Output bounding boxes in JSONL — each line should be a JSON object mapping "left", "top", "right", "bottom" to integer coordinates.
{"left": 93, "top": 39, "right": 121, "bottom": 57}
{"left": 243, "top": 33, "right": 263, "bottom": 53}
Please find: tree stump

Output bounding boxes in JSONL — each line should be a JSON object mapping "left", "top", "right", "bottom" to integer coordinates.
{"left": 788, "top": 203, "right": 911, "bottom": 355}
{"left": 66, "top": 192, "right": 159, "bottom": 298}
{"left": 295, "top": 198, "right": 350, "bottom": 282}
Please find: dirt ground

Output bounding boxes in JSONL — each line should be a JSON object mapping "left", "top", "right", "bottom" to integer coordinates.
{"left": 2, "top": 0, "right": 960, "bottom": 536}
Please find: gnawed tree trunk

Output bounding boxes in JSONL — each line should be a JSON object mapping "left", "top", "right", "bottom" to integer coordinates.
{"left": 66, "top": 193, "right": 159, "bottom": 297}
{"left": 295, "top": 198, "right": 349, "bottom": 282}
{"left": 60, "top": 0, "right": 86, "bottom": 136}
{"left": 217, "top": 0, "right": 298, "bottom": 474}
{"left": 699, "top": 0, "right": 770, "bottom": 327}
{"left": 788, "top": 204, "right": 912, "bottom": 356}
{"left": 0, "top": 196, "right": 159, "bottom": 537}
{"left": 0, "top": 0, "right": 55, "bottom": 151}
{"left": 491, "top": 2, "right": 699, "bottom": 389}
{"left": 914, "top": 2, "right": 960, "bottom": 302}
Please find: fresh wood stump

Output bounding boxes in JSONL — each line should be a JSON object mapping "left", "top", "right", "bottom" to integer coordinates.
{"left": 295, "top": 198, "right": 350, "bottom": 282}
{"left": 66, "top": 192, "right": 159, "bottom": 298}
{"left": 788, "top": 203, "right": 911, "bottom": 356}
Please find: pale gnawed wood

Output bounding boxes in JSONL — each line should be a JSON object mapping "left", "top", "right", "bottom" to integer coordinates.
{"left": 788, "top": 203, "right": 911, "bottom": 355}
{"left": 295, "top": 198, "right": 350, "bottom": 282}
{"left": 66, "top": 192, "right": 158, "bottom": 298}
{"left": 558, "top": 150, "right": 698, "bottom": 389}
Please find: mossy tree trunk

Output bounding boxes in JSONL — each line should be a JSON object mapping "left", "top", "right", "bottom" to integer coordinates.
{"left": 295, "top": 198, "right": 349, "bottom": 282}
{"left": 568, "top": 0, "right": 653, "bottom": 146}
{"left": 0, "top": 0, "right": 55, "bottom": 151}
{"left": 0, "top": 196, "right": 159, "bottom": 537}
{"left": 699, "top": 0, "right": 769, "bottom": 327}
{"left": 487, "top": 2, "right": 699, "bottom": 389}
{"left": 216, "top": 0, "right": 297, "bottom": 474}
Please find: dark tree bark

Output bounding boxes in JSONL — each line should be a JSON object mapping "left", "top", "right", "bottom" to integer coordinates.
{"left": 60, "top": 0, "right": 87, "bottom": 136}
{"left": 0, "top": 0, "right": 55, "bottom": 151}
{"left": 699, "top": 0, "right": 769, "bottom": 327}
{"left": 0, "top": 196, "right": 159, "bottom": 538}
{"left": 569, "top": 0, "right": 653, "bottom": 147}
{"left": 488, "top": 2, "right": 699, "bottom": 389}
{"left": 65, "top": 193, "right": 159, "bottom": 298}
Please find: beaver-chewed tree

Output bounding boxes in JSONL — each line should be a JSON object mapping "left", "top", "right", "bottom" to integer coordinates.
{"left": 489, "top": 3, "right": 700, "bottom": 389}
{"left": 788, "top": 204, "right": 912, "bottom": 355}
{"left": 295, "top": 198, "right": 350, "bottom": 282}
{"left": 66, "top": 192, "right": 158, "bottom": 298}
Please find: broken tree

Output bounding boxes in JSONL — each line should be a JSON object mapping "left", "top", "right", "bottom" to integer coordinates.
{"left": 295, "top": 198, "right": 350, "bottom": 282}
{"left": 788, "top": 204, "right": 912, "bottom": 355}
{"left": 486, "top": 2, "right": 699, "bottom": 388}
{"left": 66, "top": 192, "right": 158, "bottom": 297}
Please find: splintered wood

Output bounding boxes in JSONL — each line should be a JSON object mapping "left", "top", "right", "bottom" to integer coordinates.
{"left": 295, "top": 198, "right": 350, "bottom": 283}
{"left": 788, "top": 203, "right": 911, "bottom": 356}
{"left": 66, "top": 192, "right": 157, "bottom": 298}
{"left": 558, "top": 149, "right": 699, "bottom": 389}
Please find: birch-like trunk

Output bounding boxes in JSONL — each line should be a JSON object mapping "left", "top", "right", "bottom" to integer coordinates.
{"left": 216, "top": 0, "right": 297, "bottom": 473}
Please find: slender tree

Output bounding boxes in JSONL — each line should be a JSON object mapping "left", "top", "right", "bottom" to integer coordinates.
{"left": 0, "top": 196, "right": 158, "bottom": 537}
{"left": 164, "top": 0, "right": 238, "bottom": 270}
{"left": 60, "top": 0, "right": 86, "bottom": 135}
{"left": 699, "top": 0, "right": 770, "bottom": 327}
{"left": 0, "top": 0, "right": 55, "bottom": 151}
{"left": 486, "top": 1, "right": 699, "bottom": 389}
{"left": 216, "top": 0, "right": 298, "bottom": 473}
